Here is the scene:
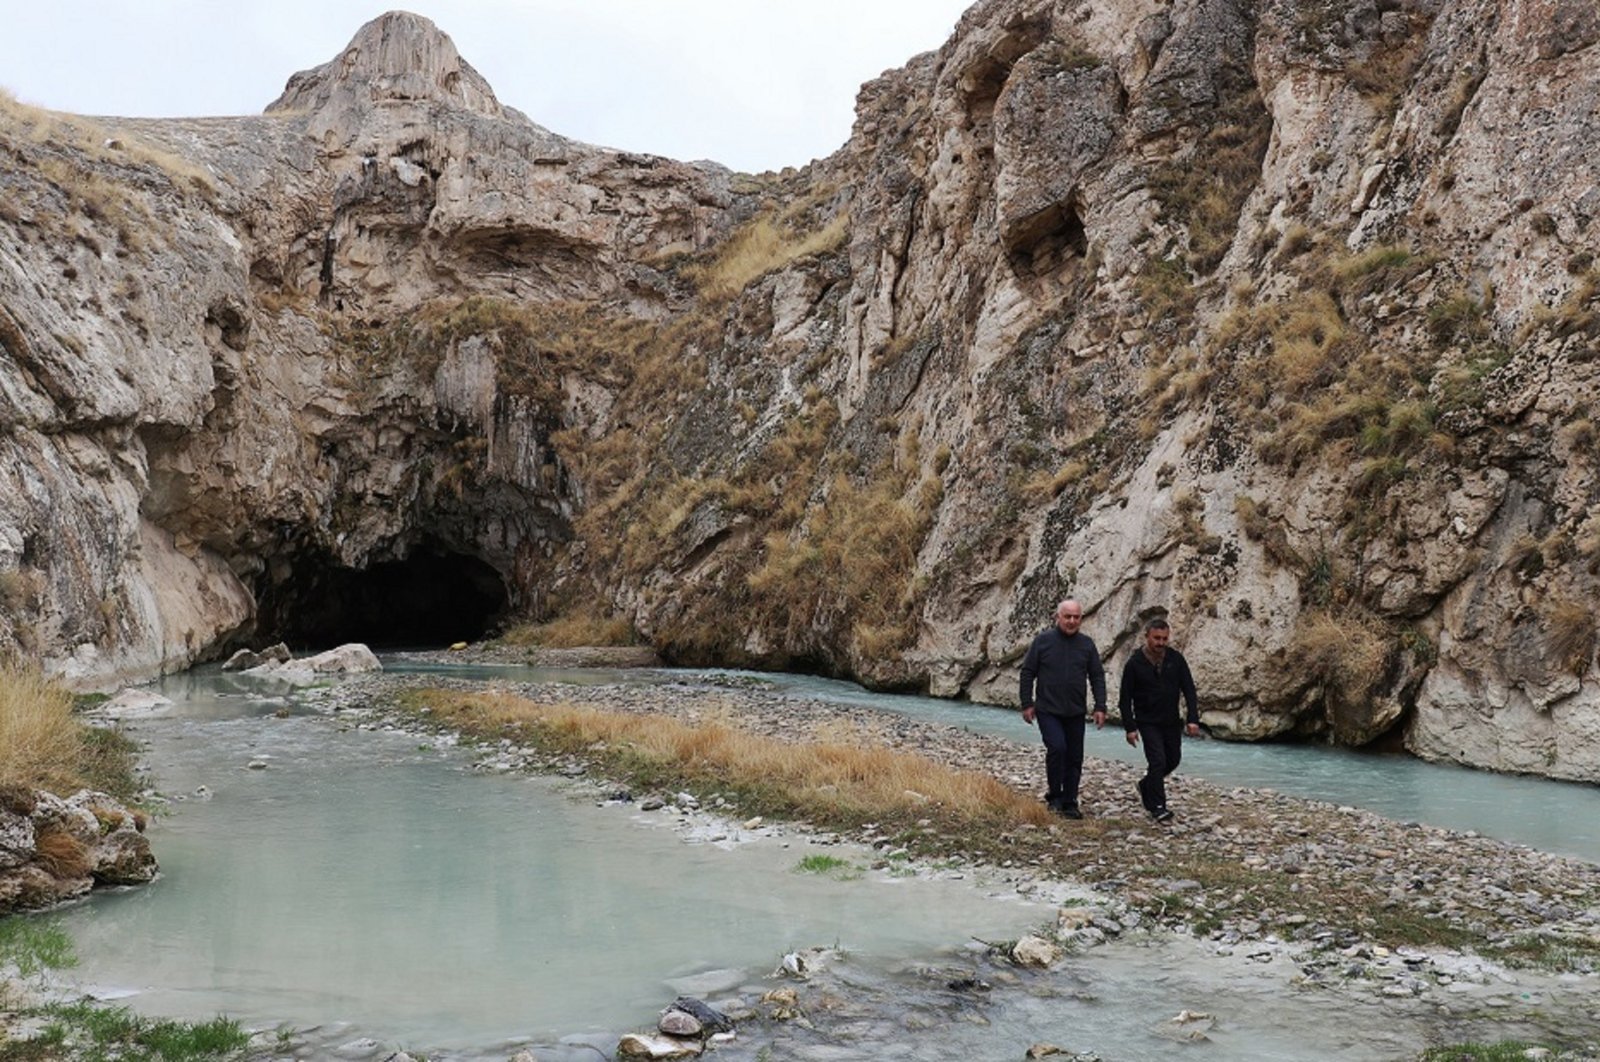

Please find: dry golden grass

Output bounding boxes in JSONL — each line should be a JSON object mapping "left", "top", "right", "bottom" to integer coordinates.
{"left": 1, "top": 89, "right": 215, "bottom": 200}
{"left": 1290, "top": 610, "right": 1390, "bottom": 693}
{"left": 0, "top": 662, "right": 139, "bottom": 801}
{"left": 1268, "top": 291, "right": 1348, "bottom": 392}
{"left": 1345, "top": 33, "right": 1426, "bottom": 114}
{"left": 1026, "top": 459, "right": 1089, "bottom": 498}
{"left": 687, "top": 211, "right": 850, "bottom": 300}
{"left": 403, "top": 689, "right": 1055, "bottom": 832}
{"left": 32, "top": 827, "right": 92, "bottom": 880}
{"left": 0, "top": 663, "right": 87, "bottom": 794}
{"left": 498, "top": 613, "right": 637, "bottom": 649}
{"left": 1148, "top": 89, "right": 1272, "bottom": 272}
{"left": 1548, "top": 600, "right": 1597, "bottom": 676}
{"left": 746, "top": 437, "right": 941, "bottom": 657}
{"left": 1331, "top": 243, "right": 1418, "bottom": 284}
{"left": 1577, "top": 514, "right": 1600, "bottom": 566}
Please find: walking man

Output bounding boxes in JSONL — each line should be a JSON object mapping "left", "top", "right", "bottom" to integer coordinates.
{"left": 1019, "top": 598, "right": 1107, "bottom": 819}
{"left": 1119, "top": 617, "right": 1200, "bottom": 823}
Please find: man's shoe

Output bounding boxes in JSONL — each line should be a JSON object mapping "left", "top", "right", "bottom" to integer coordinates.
{"left": 1153, "top": 807, "right": 1174, "bottom": 824}
{"left": 1056, "top": 804, "right": 1084, "bottom": 820}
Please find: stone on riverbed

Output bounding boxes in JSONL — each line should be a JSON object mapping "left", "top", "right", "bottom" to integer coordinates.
{"left": 1011, "top": 935, "right": 1060, "bottom": 968}
{"left": 222, "top": 643, "right": 292, "bottom": 671}
{"left": 243, "top": 643, "right": 383, "bottom": 686}
{"left": 99, "top": 689, "right": 173, "bottom": 719}
{"left": 617, "top": 1032, "right": 703, "bottom": 1058}
{"left": 659, "top": 996, "right": 732, "bottom": 1036}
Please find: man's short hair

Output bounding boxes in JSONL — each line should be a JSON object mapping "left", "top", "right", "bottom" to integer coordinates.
{"left": 1144, "top": 617, "right": 1170, "bottom": 633}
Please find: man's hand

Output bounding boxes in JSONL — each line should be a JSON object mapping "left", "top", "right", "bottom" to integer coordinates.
{"left": 1022, "top": 706, "right": 1036, "bottom": 725}
{"left": 1092, "top": 710, "right": 1106, "bottom": 730}
{"left": 1125, "top": 730, "right": 1139, "bottom": 747}
{"left": 1185, "top": 722, "right": 1201, "bottom": 737}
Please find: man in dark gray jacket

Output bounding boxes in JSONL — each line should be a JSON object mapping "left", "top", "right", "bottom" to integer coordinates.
{"left": 1019, "top": 598, "right": 1107, "bottom": 818}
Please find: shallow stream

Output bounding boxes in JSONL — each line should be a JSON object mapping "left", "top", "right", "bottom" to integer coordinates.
{"left": 40, "top": 661, "right": 1600, "bottom": 1059}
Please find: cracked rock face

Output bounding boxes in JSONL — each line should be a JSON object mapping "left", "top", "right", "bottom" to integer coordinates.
{"left": 1, "top": 4, "right": 1597, "bottom": 780}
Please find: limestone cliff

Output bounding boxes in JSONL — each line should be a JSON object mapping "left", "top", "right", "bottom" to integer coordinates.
{"left": 1, "top": 3, "right": 1596, "bottom": 780}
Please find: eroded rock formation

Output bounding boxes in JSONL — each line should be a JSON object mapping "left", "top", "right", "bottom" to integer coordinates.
{"left": 0, "top": 786, "right": 156, "bottom": 913}
{"left": 1, "top": 3, "right": 1596, "bottom": 779}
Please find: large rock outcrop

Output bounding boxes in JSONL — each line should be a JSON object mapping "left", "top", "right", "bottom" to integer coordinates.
{"left": 1, "top": 4, "right": 1597, "bottom": 780}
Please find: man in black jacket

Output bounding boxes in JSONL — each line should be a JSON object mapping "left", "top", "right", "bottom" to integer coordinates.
{"left": 1019, "top": 598, "right": 1107, "bottom": 819}
{"left": 1119, "top": 617, "right": 1200, "bottom": 823}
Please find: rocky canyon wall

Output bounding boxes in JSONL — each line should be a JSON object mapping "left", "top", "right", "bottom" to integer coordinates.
{"left": 1, "top": 2, "right": 1596, "bottom": 780}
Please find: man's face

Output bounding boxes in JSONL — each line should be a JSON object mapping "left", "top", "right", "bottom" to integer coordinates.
{"left": 1055, "top": 604, "right": 1083, "bottom": 635}
{"left": 1145, "top": 626, "right": 1171, "bottom": 653}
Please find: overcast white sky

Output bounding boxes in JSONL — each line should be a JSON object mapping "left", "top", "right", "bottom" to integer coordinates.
{"left": 0, "top": 1, "right": 974, "bottom": 172}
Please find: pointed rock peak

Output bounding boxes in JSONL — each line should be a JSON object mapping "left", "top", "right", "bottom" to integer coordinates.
{"left": 266, "top": 10, "right": 503, "bottom": 119}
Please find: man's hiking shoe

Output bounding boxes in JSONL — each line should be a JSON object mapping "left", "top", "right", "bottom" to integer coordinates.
{"left": 1055, "top": 804, "right": 1084, "bottom": 820}
{"left": 1153, "top": 807, "right": 1174, "bottom": 824}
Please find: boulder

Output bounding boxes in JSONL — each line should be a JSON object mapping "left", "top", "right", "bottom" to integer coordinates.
{"left": 1011, "top": 934, "right": 1060, "bottom": 968}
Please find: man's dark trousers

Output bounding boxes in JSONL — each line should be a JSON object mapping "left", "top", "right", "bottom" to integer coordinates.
{"left": 1136, "top": 723, "right": 1183, "bottom": 812}
{"left": 1037, "top": 712, "right": 1086, "bottom": 808}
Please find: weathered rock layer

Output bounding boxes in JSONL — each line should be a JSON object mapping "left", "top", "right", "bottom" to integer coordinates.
{"left": 1, "top": 2, "right": 1596, "bottom": 779}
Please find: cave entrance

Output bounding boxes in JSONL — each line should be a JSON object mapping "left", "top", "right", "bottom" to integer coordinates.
{"left": 268, "top": 542, "right": 509, "bottom": 651}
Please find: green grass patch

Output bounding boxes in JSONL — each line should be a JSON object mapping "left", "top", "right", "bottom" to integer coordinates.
{"left": 9, "top": 1003, "right": 251, "bottom": 1062}
{"left": 0, "top": 916, "right": 77, "bottom": 977}
{"left": 1418, "top": 1044, "right": 1560, "bottom": 1062}
{"left": 794, "top": 854, "right": 859, "bottom": 878}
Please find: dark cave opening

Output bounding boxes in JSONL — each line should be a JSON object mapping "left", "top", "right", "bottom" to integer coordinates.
{"left": 263, "top": 544, "right": 509, "bottom": 651}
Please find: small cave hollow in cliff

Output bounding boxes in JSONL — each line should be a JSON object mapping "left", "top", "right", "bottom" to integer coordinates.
{"left": 264, "top": 543, "right": 508, "bottom": 650}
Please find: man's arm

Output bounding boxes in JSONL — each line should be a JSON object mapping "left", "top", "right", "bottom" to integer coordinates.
{"left": 1119, "top": 655, "right": 1140, "bottom": 746}
{"left": 1179, "top": 652, "right": 1200, "bottom": 729}
{"left": 1019, "top": 638, "right": 1039, "bottom": 722}
{"left": 1118, "top": 655, "right": 1137, "bottom": 728}
{"left": 1088, "top": 641, "right": 1107, "bottom": 713}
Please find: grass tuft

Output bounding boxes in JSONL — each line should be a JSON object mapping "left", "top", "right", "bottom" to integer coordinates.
{"left": 497, "top": 614, "right": 637, "bottom": 649}
{"left": 0, "top": 663, "right": 87, "bottom": 795}
{"left": 31, "top": 828, "right": 92, "bottom": 880}
{"left": 0, "top": 916, "right": 78, "bottom": 978}
{"left": 34, "top": 1002, "right": 250, "bottom": 1061}
{"left": 1547, "top": 600, "right": 1597, "bottom": 676}
{"left": 686, "top": 211, "right": 850, "bottom": 301}
{"left": 0, "top": 662, "right": 141, "bottom": 801}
